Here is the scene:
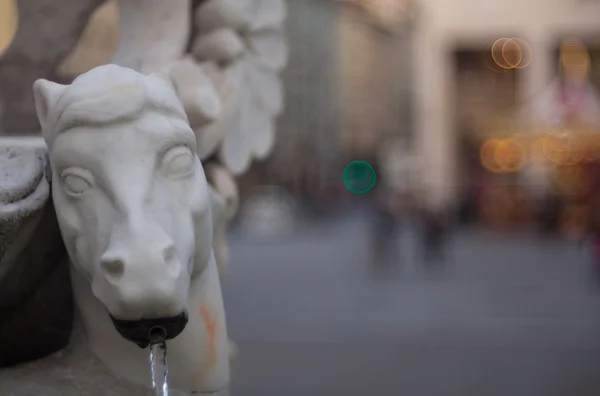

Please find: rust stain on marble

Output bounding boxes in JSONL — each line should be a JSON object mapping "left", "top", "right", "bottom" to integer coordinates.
{"left": 199, "top": 304, "right": 218, "bottom": 369}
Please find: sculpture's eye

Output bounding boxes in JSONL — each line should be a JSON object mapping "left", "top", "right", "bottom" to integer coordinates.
{"left": 61, "top": 168, "right": 94, "bottom": 196}
{"left": 161, "top": 146, "right": 195, "bottom": 178}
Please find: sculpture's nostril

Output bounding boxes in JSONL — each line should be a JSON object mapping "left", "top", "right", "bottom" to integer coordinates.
{"left": 101, "top": 258, "right": 125, "bottom": 282}
{"left": 163, "top": 245, "right": 180, "bottom": 276}
{"left": 163, "top": 245, "right": 176, "bottom": 262}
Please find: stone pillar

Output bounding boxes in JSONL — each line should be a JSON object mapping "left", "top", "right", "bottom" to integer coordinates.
{"left": 412, "top": 13, "right": 457, "bottom": 210}
{"left": 520, "top": 31, "right": 554, "bottom": 104}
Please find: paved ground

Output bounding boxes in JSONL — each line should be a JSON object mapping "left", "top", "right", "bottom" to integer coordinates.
{"left": 222, "top": 215, "right": 600, "bottom": 396}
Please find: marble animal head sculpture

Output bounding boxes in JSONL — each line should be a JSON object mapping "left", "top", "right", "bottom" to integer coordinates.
{"left": 34, "top": 64, "right": 208, "bottom": 336}
{"left": 32, "top": 64, "right": 229, "bottom": 391}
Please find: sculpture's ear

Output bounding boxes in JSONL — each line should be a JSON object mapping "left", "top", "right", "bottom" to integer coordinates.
{"left": 32, "top": 79, "right": 67, "bottom": 133}
{"left": 205, "top": 164, "right": 239, "bottom": 279}
{"left": 209, "top": 186, "right": 226, "bottom": 230}
{"left": 205, "top": 164, "right": 239, "bottom": 220}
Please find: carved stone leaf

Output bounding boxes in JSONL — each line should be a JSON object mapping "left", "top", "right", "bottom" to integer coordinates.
{"left": 200, "top": 61, "right": 240, "bottom": 116}
{"left": 194, "top": 0, "right": 287, "bottom": 34}
{"left": 254, "top": 119, "right": 276, "bottom": 160}
{"left": 195, "top": 117, "right": 228, "bottom": 161}
{"left": 192, "top": 0, "right": 287, "bottom": 173}
{"left": 240, "top": 83, "right": 273, "bottom": 159}
{"left": 195, "top": 121, "right": 226, "bottom": 161}
{"left": 191, "top": 28, "right": 246, "bottom": 64}
{"left": 248, "top": 28, "right": 288, "bottom": 71}
{"left": 244, "top": 0, "right": 287, "bottom": 31}
{"left": 215, "top": 57, "right": 283, "bottom": 173}
{"left": 217, "top": 68, "right": 253, "bottom": 175}
{"left": 194, "top": 0, "right": 250, "bottom": 34}
{"left": 195, "top": 61, "right": 242, "bottom": 160}
{"left": 166, "top": 57, "right": 221, "bottom": 128}
{"left": 244, "top": 56, "right": 284, "bottom": 116}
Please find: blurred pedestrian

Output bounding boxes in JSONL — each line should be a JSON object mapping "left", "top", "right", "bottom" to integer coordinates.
{"left": 539, "top": 193, "right": 560, "bottom": 236}
{"left": 583, "top": 210, "right": 600, "bottom": 284}
{"left": 369, "top": 173, "right": 398, "bottom": 270}
{"left": 419, "top": 207, "right": 449, "bottom": 264}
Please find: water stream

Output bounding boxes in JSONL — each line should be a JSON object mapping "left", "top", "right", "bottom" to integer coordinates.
{"left": 149, "top": 338, "right": 169, "bottom": 396}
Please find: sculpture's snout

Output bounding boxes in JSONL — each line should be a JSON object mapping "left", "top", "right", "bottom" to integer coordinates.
{"left": 94, "top": 235, "right": 189, "bottom": 322}
{"left": 97, "top": 239, "right": 190, "bottom": 346}
{"left": 100, "top": 243, "right": 181, "bottom": 283}
{"left": 110, "top": 312, "right": 189, "bottom": 348}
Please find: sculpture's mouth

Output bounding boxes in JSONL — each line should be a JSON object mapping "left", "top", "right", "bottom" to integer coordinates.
{"left": 109, "top": 312, "right": 189, "bottom": 348}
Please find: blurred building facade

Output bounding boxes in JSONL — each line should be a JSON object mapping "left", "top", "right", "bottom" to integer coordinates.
{"left": 269, "top": 0, "right": 413, "bottom": 206}
{"left": 336, "top": 2, "right": 412, "bottom": 158}
{"left": 268, "top": 0, "right": 342, "bottom": 199}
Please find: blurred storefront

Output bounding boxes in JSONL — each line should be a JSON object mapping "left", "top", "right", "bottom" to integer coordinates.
{"left": 412, "top": 0, "right": 600, "bottom": 216}
{"left": 452, "top": 39, "right": 600, "bottom": 234}
{"left": 458, "top": 39, "right": 600, "bottom": 234}
{"left": 452, "top": 48, "right": 523, "bottom": 228}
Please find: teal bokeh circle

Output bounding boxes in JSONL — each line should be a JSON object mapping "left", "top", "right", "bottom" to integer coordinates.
{"left": 342, "top": 160, "right": 376, "bottom": 194}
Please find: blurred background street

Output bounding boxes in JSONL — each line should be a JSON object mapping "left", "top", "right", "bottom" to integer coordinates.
{"left": 224, "top": 213, "right": 600, "bottom": 396}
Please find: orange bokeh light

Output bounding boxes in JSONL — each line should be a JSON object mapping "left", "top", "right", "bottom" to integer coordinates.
{"left": 480, "top": 138, "right": 526, "bottom": 173}
{"left": 491, "top": 38, "right": 532, "bottom": 70}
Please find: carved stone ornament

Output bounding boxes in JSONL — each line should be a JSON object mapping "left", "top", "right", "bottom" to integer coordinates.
{"left": 191, "top": 0, "right": 288, "bottom": 172}
{"left": 0, "top": 0, "right": 287, "bottom": 394}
